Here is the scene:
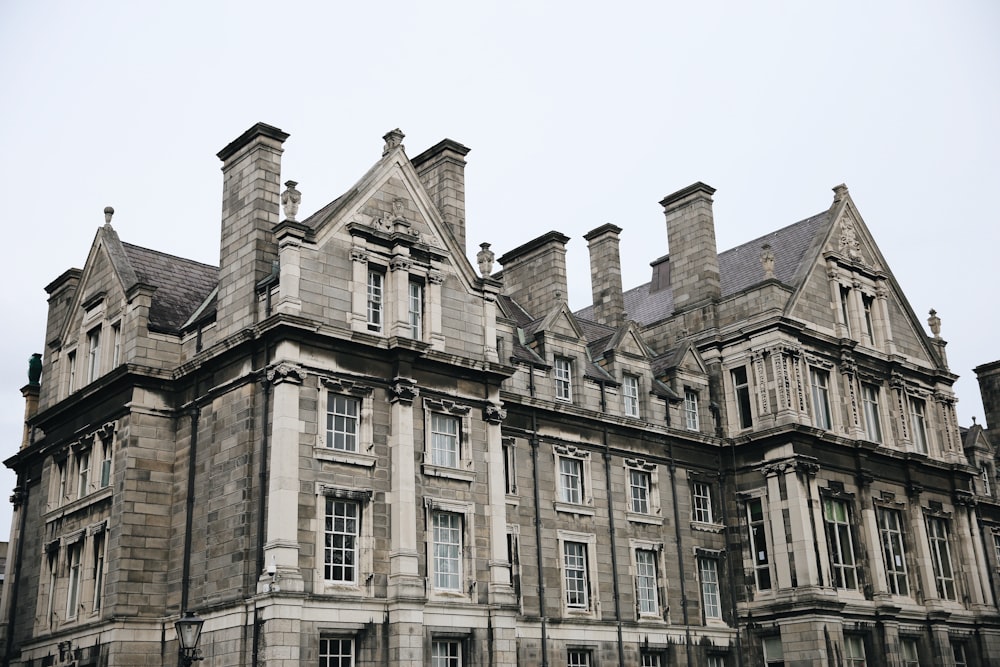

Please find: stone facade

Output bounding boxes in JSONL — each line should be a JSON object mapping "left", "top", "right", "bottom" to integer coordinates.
{"left": 1, "top": 123, "right": 999, "bottom": 667}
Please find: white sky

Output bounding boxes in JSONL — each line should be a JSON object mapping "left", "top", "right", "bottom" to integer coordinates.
{"left": 0, "top": 1, "right": 997, "bottom": 539}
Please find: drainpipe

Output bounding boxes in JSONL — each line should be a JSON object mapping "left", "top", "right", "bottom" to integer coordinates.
{"left": 721, "top": 440, "right": 744, "bottom": 667}
{"left": 529, "top": 407, "right": 548, "bottom": 667}
{"left": 667, "top": 437, "right": 694, "bottom": 667}
{"left": 181, "top": 405, "right": 200, "bottom": 614}
{"left": 2, "top": 476, "right": 30, "bottom": 667}
{"left": 599, "top": 382, "right": 626, "bottom": 666}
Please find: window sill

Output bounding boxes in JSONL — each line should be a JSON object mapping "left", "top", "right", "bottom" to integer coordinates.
{"left": 422, "top": 463, "right": 475, "bottom": 483}
{"left": 627, "top": 512, "right": 663, "bottom": 526}
{"left": 314, "top": 446, "right": 376, "bottom": 468}
{"left": 45, "top": 486, "right": 113, "bottom": 523}
{"left": 428, "top": 589, "right": 472, "bottom": 603}
{"left": 637, "top": 612, "right": 667, "bottom": 623}
{"left": 554, "top": 501, "right": 595, "bottom": 516}
{"left": 563, "top": 607, "right": 597, "bottom": 618}
{"left": 505, "top": 494, "right": 520, "bottom": 507}
{"left": 690, "top": 521, "right": 725, "bottom": 533}
{"left": 318, "top": 582, "right": 367, "bottom": 597}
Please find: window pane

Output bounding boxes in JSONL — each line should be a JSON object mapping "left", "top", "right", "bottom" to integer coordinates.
{"left": 555, "top": 358, "right": 572, "bottom": 401}
{"left": 319, "top": 638, "right": 354, "bottom": 667}
{"left": 431, "top": 414, "right": 459, "bottom": 468}
{"left": 623, "top": 375, "right": 640, "bottom": 417}
{"left": 324, "top": 499, "right": 359, "bottom": 583}
{"left": 862, "top": 384, "right": 883, "bottom": 443}
{"left": 909, "top": 398, "right": 928, "bottom": 453}
{"left": 811, "top": 369, "right": 831, "bottom": 429}
{"left": 564, "top": 542, "right": 589, "bottom": 608}
{"left": 431, "top": 640, "right": 461, "bottom": 667}
{"left": 327, "top": 395, "right": 360, "bottom": 451}
{"left": 732, "top": 366, "right": 753, "bottom": 429}
{"left": 684, "top": 390, "right": 699, "bottom": 430}
{"left": 698, "top": 558, "right": 721, "bottom": 619}
{"left": 367, "top": 270, "right": 383, "bottom": 332}
{"left": 693, "top": 482, "right": 713, "bottom": 523}
{"left": 823, "top": 498, "right": 857, "bottom": 589}
{"left": 630, "top": 469, "right": 650, "bottom": 514}
{"left": 408, "top": 281, "right": 423, "bottom": 339}
{"left": 747, "top": 498, "right": 771, "bottom": 590}
{"left": 560, "top": 458, "right": 583, "bottom": 504}
{"left": 433, "top": 512, "right": 462, "bottom": 590}
{"left": 635, "top": 549, "right": 658, "bottom": 614}
{"left": 878, "top": 507, "right": 908, "bottom": 596}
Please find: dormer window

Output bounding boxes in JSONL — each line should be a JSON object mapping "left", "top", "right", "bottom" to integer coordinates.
{"left": 862, "top": 294, "right": 876, "bottom": 342}
{"left": 839, "top": 285, "right": 852, "bottom": 336}
{"left": 87, "top": 326, "right": 102, "bottom": 382}
{"left": 623, "top": 375, "right": 640, "bottom": 418}
{"left": 684, "top": 390, "right": 699, "bottom": 431}
{"left": 982, "top": 466, "right": 993, "bottom": 497}
{"left": 111, "top": 321, "right": 122, "bottom": 367}
{"left": 366, "top": 269, "right": 384, "bottom": 333}
{"left": 554, "top": 357, "right": 573, "bottom": 402}
{"left": 408, "top": 279, "right": 424, "bottom": 339}
{"left": 67, "top": 350, "right": 77, "bottom": 394}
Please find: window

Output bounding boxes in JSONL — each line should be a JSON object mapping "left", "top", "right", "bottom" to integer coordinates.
{"left": 910, "top": 397, "right": 928, "bottom": 454}
{"left": 559, "top": 457, "right": 584, "bottom": 505}
{"left": 684, "top": 390, "right": 699, "bottom": 431}
{"left": 324, "top": 499, "right": 359, "bottom": 583}
{"left": 993, "top": 532, "right": 1000, "bottom": 567}
{"left": 563, "top": 541, "right": 590, "bottom": 609}
{"left": 111, "top": 322, "right": 122, "bottom": 367}
{"left": 732, "top": 366, "right": 753, "bottom": 429}
{"left": 430, "top": 414, "right": 460, "bottom": 468}
{"left": 87, "top": 327, "right": 101, "bottom": 382}
{"left": 900, "top": 638, "right": 920, "bottom": 667}
{"left": 698, "top": 557, "right": 721, "bottom": 619}
{"left": 641, "top": 655, "right": 661, "bottom": 667}
{"left": 554, "top": 357, "right": 572, "bottom": 401}
{"left": 432, "top": 640, "right": 461, "bottom": 667}
{"left": 54, "top": 459, "right": 67, "bottom": 506}
{"left": 707, "top": 657, "right": 725, "bottom": 667}
{"left": 861, "top": 383, "right": 883, "bottom": 443}
{"left": 93, "top": 533, "right": 105, "bottom": 611}
{"left": 878, "top": 507, "right": 908, "bottom": 596}
{"left": 502, "top": 439, "right": 517, "bottom": 495}
{"left": 982, "top": 466, "right": 993, "bottom": 497}
{"left": 763, "top": 636, "right": 784, "bottom": 667}
{"left": 66, "top": 542, "right": 82, "bottom": 619}
{"left": 67, "top": 350, "right": 77, "bottom": 393}
{"left": 862, "top": 294, "right": 875, "bottom": 342}
{"left": 746, "top": 498, "right": 772, "bottom": 590}
{"left": 567, "top": 650, "right": 591, "bottom": 667}
{"left": 432, "top": 512, "right": 462, "bottom": 591}
{"left": 366, "top": 269, "right": 383, "bottom": 333}
{"left": 840, "top": 285, "right": 852, "bottom": 335}
{"left": 692, "top": 481, "right": 713, "bottom": 523}
{"left": 623, "top": 375, "right": 640, "bottom": 418}
{"left": 823, "top": 497, "right": 857, "bottom": 589}
{"left": 844, "top": 635, "right": 867, "bottom": 667}
{"left": 630, "top": 469, "right": 651, "bottom": 514}
{"left": 927, "top": 516, "right": 955, "bottom": 599}
{"left": 326, "top": 395, "right": 360, "bottom": 452}
{"left": 77, "top": 451, "right": 90, "bottom": 499}
{"left": 635, "top": 549, "right": 659, "bottom": 615}
{"left": 99, "top": 439, "right": 113, "bottom": 488}
{"left": 952, "top": 642, "right": 968, "bottom": 667}
{"left": 810, "top": 368, "right": 832, "bottom": 430}
{"left": 319, "top": 637, "right": 354, "bottom": 667}
{"left": 408, "top": 280, "right": 423, "bottom": 339}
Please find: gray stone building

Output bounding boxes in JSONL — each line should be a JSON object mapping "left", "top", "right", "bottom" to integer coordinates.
{"left": 1, "top": 122, "right": 999, "bottom": 666}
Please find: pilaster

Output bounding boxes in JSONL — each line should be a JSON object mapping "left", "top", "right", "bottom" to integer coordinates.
{"left": 388, "top": 378, "right": 422, "bottom": 599}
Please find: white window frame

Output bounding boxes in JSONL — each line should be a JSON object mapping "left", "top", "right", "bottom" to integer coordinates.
{"left": 430, "top": 413, "right": 460, "bottom": 468}
{"left": 76, "top": 450, "right": 90, "bottom": 499}
{"left": 366, "top": 268, "right": 384, "bottom": 333}
{"left": 408, "top": 279, "right": 424, "bottom": 340}
{"left": 623, "top": 374, "right": 640, "bottom": 418}
{"left": 431, "top": 640, "right": 462, "bottom": 667}
{"left": 692, "top": 481, "right": 713, "bottom": 524}
{"left": 317, "top": 378, "right": 375, "bottom": 468}
{"left": 731, "top": 365, "right": 753, "bottom": 430}
{"left": 624, "top": 459, "right": 661, "bottom": 523}
{"left": 319, "top": 637, "right": 355, "bottom": 667}
{"left": 629, "top": 539, "right": 665, "bottom": 620}
{"left": 326, "top": 394, "right": 361, "bottom": 453}
{"left": 763, "top": 636, "right": 784, "bottom": 666}
{"left": 823, "top": 496, "right": 857, "bottom": 589}
{"left": 315, "top": 485, "right": 373, "bottom": 595}
{"left": 844, "top": 635, "right": 866, "bottom": 667}
{"left": 66, "top": 540, "right": 83, "bottom": 620}
{"left": 67, "top": 349, "right": 77, "bottom": 394}
{"left": 554, "top": 446, "right": 594, "bottom": 515}
{"left": 425, "top": 497, "right": 475, "bottom": 602}
{"left": 92, "top": 530, "right": 106, "bottom": 612}
{"left": 432, "top": 511, "right": 462, "bottom": 592}
{"left": 684, "top": 389, "right": 700, "bottom": 431}
{"left": 422, "top": 398, "right": 474, "bottom": 481}
{"left": 861, "top": 382, "right": 883, "bottom": 443}
{"left": 900, "top": 638, "right": 920, "bottom": 667}
{"left": 992, "top": 531, "right": 1000, "bottom": 569}
{"left": 324, "top": 498, "right": 361, "bottom": 585}
{"left": 567, "top": 650, "right": 592, "bottom": 667}
{"left": 641, "top": 654, "right": 662, "bottom": 667}
{"left": 99, "top": 437, "right": 113, "bottom": 489}
{"left": 111, "top": 321, "right": 122, "bottom": 367}
{"left": 909, "top": 396, "right": 929, "bottom": 454}
{"left": 927, "top": 515, "right": 956, "bottom": 600}
{"left": 502, "top": 438, "right": 517, "bottom": 496}
{"left": 697, "top": 556, "right": 722, "bottom": 620}
{"left": 746, "top": 495, "right": 772, "bottom": 591}
{"left": 982, "top": 466, "right": 993, "bottom": 497}
{"left": 554, "top": 357, "right": 573, "bottom": 402}
{"left": 810, "top": 367, "right": 832, "bottom": 430}
{"left": 952, "top": 642, "right": 968, "bottom": 667}
{"left": 87, "top": 326, "right": 102, "bottom": 383}
{"left": 558, "top": 530, "right": 598, "bottom": 616}
{"left": 877, "top": 506, "right": 909, "bottom": 596}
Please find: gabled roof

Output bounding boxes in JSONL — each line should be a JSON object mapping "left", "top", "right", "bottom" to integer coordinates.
{"left": 121, "top": 243, "right": 218, "bottom": 333}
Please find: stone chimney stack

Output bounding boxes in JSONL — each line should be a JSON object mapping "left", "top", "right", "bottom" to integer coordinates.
{"left": 584, "top": 223, "right": 625, "bottom": 328}
{"left": 216, "top": 122, "right": 289, "bottom": 336}
{"left": 976, "top": 359, "right": 1000, "bottom": 431}
{"left": 660, "top": 182, "right": 721, "bottom": 313}
{"left": 497, "top": 231, "right": 571, "bottom": 318}
{"left": 411, "top": 139, "right": 471, "bottom": 252}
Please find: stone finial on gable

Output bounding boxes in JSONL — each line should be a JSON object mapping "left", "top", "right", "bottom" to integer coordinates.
{"left": 477, "top": 242, "right": 495, "bottom": 278}
{"left": 832, "top": 183, "right": 849, "bottom": 203}
{"left": 281, "top": 181, "right": 301, "bottom": 221}
{"left": 382, "top": 128, "right": 405, "bottom": 156}
{"left": 104, "top": 206, "right": 114, "bottom": 225}
{"left": 761, "top": 243, "right": 775, "bottom": 279}
{"left": 928, "top": 308, "right": 942, "bottom": 338}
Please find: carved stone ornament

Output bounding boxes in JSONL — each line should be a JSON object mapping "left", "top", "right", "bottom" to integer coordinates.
{"left": 267, "top": 362, "right": 305, "bottom": 385}
{"left": 839, "top": 215, "right": 863, "bottom": 262}
{"left": 424, "top": 397, "right": 471, "bottom": 415}
{"left": 319, "top": 376, "right": 373, "bottom": 396}
{"left": 382, "top": 128, "right": 405, "bottom": 155}
{"left": 760, "top": 243, "right": 775, "bottom": 279}
{"left": 927, "top": 308, "right": 941, "bottom": 338}
{"left": 428, "top": 270, "right": 444, "bottom": 285}
{"left": 389, "top": 379, "right": 418, "bottom": 404}
{"left": 484, "top": 403, "right": 507, "bottom": 424}
{"left": 390, "top": 255, "right": 412, "bottom": 272}
{"left": 392, "top": 198, "right": 407, "bottom": 222}
{"left": 281, "top": 180, "right": 301, "bottom": 221}
{"left": 103, "top": 206, "right": 115, "bottom": 225}
{"left": 350, "top": 246, "right": 369, "bottom": 263}
{"left": 477, "top": 242, "right": 495, "bottom": 278}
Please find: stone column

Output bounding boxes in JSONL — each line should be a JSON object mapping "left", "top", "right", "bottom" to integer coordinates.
{"left": 967, "top": 504, "right": 996, "bottom": 608}
{"left": 263, "top": 360, "right": 305, "bottom": 592}
{"left": 954, "top": 498, "right": 989, "bottom": 607}
{"left": 480, "top": 280, "right": 501, "bottom": 363}
{"left": 907, "top": 490, "right": 938, "bottom": 602}
{"left": 788, "top": 461, "right": 821, "bottom": 586}
{"left": 428, "top": 270, "right": 445, "bottom": 352}
{"left": 859, "top": 476, "right": 889, "bottom": 596}
{"left": 762, "top": 462, "right": 793, "bottom": 589}
{"left": 390, "top": 253, "right": 412, "bottom": 339}
{"left": 875, "top": 281, "right": 897, "bottom": 355}
{"left": 827, "top": 261, "right": 848, "bottom": 338}
{"left": 350, "top": 245, "right": 370, "bottom": 334}
{"left": 274, "top": 221, "right": 307, "bottom": 315}
{"left": 484, "top": 400, "right": 518, "bottom": 667}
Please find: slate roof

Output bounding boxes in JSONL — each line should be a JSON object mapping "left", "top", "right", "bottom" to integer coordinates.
{"left": 121, "top": 243, "right": 219, "bottom": 334}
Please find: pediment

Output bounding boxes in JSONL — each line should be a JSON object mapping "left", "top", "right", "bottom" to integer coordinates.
{"left": 604, "top": 322, "right": 652, "bottom": 360}
{"left": 536, "top": 302, "right": 584, "bottom": 342}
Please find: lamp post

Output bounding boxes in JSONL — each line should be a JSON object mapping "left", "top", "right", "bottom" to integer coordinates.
{"left": 175, "top": 610, "right": 205, "bottom": 666}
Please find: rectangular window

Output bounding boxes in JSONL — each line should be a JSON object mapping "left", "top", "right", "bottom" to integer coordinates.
{"left": 430, "top": 414, "right": 460, "bottom": 468}
{"left": 732, "top": 366, "right": 753, "bottom": 429}
{"left": 563, "top": 541, "right": 589, "bottom": 609}
{"left": 629, "top": 469, "right": 651, "bottom": 514}
{"left": 111, "top": 322, "right": 122, "bottom": 367}
{"left": 324, "top": 499, "right": 359, "bottom": 583}
{"left": 502, "top": 440, "right": 516, "bottom": 495}
{"left": 982, "top": 466, "right": 993, "bottom": 497}
{"left": 366, "top": 270, "right": 383, "bottom": 333}
{"left": 952, "top": 642, "right": 967, "bottom": 667}
{"left": 567, "top": 651, "right": 591, "bottom": 667}
{"left": 993, "top": 532, "right": 1000, "bottom": 567}
{"left": 861, "top": 383, "right": 883, "bottom": 443}
{"left": 635, "top": 548, "right": 659, "bottom": 615}
{"left": 87, "top": 327, "right": 101, "bottom": 382}
{"left": 823, "top": 497, "right": 857, "bottom": 589}
{"left": 67, "top": 350, "right": 77, "bottom": 393}
{"left": 57, "top": 460, "right": 67, "bottom": 505}
{"left": 408, "top": 280, "right": 423, "bottom": 339}
{"left": 559, "top": 457, "right": 583, "bottom": 505}
{"left": 319, "top": 637, "right": 354, "bottom": 667}
{"left": 840, "top": 285, "right": 852, "bottom": 335}
{"left": 698, "top": 557, "right": 721, "bottom": 619}
{"left": 910, "top": 397, "right": 928, "bottom": 454}
{"left": 77, "top": 451, "right": 90, "bottom": 499}
{"left": 432, "top": 512, "right": 462, "bottom": 591}
{"left": 878, "top": 507, "right": 908, "bottom": 596}
{"left": 554, "top": 357, "right": 572, "bottom": 401}
{"left": 692, "top": 481, "right": 713, "bottom": 523}
{"left": 623, "top": 375, "right": 640, "bottom": 418}
{"left": 900, "top": 638, "right": 919, "bottom": 667}
{"left": 862, "top": 294, "right": 875, "bottom": 342}
{"left": 93, "top": 533, "right": 105, "bottom": 611}
{"left": 641, "top": 655, "right": 661, "bottom": 667}
{"left": 99, "top": 440, "right": 112, "bottom": 488}
{"left": 684, "top": 389, "right": 699, "bottom": 431}
{"left": 746, "top": 498, "right": 772, "bottom": 590}
{"left": 67, "top": 543, "right": 82, "bottom": 619}
{"left": 763, "top": 636, "right": 785, "bottom": 667}
{"left": 326, "top": 395, "right": 360, "bottom": 452}
{"left": 810, "top": 368, "right": 832, "bottom": 430}
{"left": 431, "top": 640, "right": 461, "bottom": 667}
{"left": 927, "top": 516, "right": 955, "bottom": 599}
{"left": 707, "top": 658, "right": 725, "bottom": 667}
{"left": 844, "top": 636, "right": 866, "bottom": 667}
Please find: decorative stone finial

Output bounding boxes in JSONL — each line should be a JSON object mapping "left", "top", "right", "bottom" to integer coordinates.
{"left": 104, "top": 206, "right": 114, "bottom": 225}
{"left": 382, "top": 128, "right": 405, "bottom": 155}
{"left": 832, "top": 183, "right": 849, "bottom": 203}
{"left": 281, "top": 181, "right": 301, "bottom": 221}
{"left": 928, "top": 308, "right": 941, "bottom": 338}
{"left": 27, "top": 353, "right": 42, "bottom": 387}
{"left": 760, "top": 243, "right": 775, "bottom": 279}
{"left": 477, "top": 242, "right": 495, "bottom": 278}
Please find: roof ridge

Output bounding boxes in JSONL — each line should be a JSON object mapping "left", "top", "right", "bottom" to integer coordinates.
{"left": 121, "top": 242, "right": 219, "bottom": 270}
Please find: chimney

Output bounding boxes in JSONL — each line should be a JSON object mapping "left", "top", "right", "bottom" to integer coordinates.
{"left": 216, "top": 122, "right": 289, "bottom": 336}
{"left": 660, "top": 182, "right": 720, "bottom": 313}
{"left": 584, "top": 223, "right": 625, "bottom": 327}
{"left": 976, "top": 360, "right": 1000, "bottom": 431}
{"left": 411, "top": 139, "right": 471, "bottom": 252}
{"left": 497, "top": 231, "right": 571, "bottom": 318}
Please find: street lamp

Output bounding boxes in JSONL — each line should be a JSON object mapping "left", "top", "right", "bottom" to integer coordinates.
{"left": 175, "top": 610, "right": 205, "bottom": 666}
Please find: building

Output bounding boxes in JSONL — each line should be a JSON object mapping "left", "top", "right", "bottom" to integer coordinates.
{"left": 1, "top": 122, "right": 998, "bottom": 666}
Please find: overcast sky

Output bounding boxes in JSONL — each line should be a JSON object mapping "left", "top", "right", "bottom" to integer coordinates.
{"left": 0, "top": 2, "right": 997, "bottom": 539}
